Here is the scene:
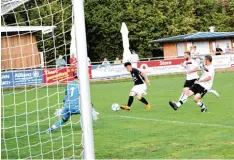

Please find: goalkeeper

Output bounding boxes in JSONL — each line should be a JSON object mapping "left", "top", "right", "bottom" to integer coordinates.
{"left": 46, "top": 80, "right": 99, "bottom": 133}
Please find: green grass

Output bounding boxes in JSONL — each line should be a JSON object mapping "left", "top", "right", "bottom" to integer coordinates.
{"left": 1, "top": 72, "right": 234, "bottom": 159}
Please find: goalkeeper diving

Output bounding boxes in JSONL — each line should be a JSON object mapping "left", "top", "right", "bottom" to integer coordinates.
{"left": 46, "top": 79, "right": 99, "bottom": 133}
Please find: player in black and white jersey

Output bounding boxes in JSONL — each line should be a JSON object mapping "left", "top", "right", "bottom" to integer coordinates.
{"left": 179, "top": 51, "right": 200, "bottom": 102}
{"left": 169, "top": 55, "right": 215, "bottom": 112}
{"left": 121, "top": 62, "right": 151, "bottom": 111}
{"left": 178, "top": 52, "right": 219, "bottom": 102}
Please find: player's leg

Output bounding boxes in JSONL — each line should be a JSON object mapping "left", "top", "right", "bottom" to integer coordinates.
{"left": 136, "top": 84, "right": 150, "bottom": 110}
{"left": 91, "top": 103, "right": 99, "bottom": 120}
{"left": 193, "top": 93, "right": 208, "bottom": 112}
{"left": 179, "top": 80, "right": 189, "bottom": 101}
{"left": 46, "top": 107, "right": 71, "bottom": 133}
{"left": 121, "top": 91, "right": 136, "bottom": 110}
{"left": 169, "top": 84, "right": 197, "bottom": 110}
{"left": 179, "top": 87, "right": 189, "bottom": 101}
{"left": 176, "top": 89, "right": 194, "bottom": 107}
{"left": 208, "top": 89, "right": 220, "bottom": 98}
{"left": 179, "top": 79, "right": 196, "bottom": 101}
{"left": 137, "top": 94, "right": 151, "bottom": 110}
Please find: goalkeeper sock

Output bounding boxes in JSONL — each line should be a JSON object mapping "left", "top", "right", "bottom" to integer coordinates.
{"left": 53, "top": 118, "right": 67, "bottom": 129}
{"left": 127, "top": 96, "right": 134, "bottom": 107}
{"left": 139, "top": 97, "right": 149, "bottom": 105}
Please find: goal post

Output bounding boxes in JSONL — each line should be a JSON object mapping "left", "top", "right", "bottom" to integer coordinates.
{"left": 72, "top": 0, "right": 95, "bottom": 159}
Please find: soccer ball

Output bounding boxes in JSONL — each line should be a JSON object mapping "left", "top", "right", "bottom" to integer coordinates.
{"left": 111, "top": 103, "right": 120, "bottom": 111}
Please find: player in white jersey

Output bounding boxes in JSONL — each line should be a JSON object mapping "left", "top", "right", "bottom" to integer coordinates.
{"left": 198, "top": 57, "right": 219, "bottom": 98}
{"left": 179, "top": 52, "right": 200, "bottom": 101}
{"left": 169, "top": 55, "right": 215, "bottom": 112}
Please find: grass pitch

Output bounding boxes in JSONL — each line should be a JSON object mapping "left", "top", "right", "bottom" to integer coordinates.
{"left": 1, "top": 72, "right": 234, "bottom": 159}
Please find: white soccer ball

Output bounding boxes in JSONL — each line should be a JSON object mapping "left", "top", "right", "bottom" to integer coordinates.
{"left": 111, "top": 103, "right": 120, "bottom": 111}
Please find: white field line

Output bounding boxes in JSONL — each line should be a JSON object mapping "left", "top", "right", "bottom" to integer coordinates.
{"left": 118, "top": 115, "right": 234, "bottom": 129}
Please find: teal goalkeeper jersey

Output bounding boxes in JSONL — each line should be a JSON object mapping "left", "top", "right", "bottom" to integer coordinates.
{"left": 63, "top": 81, "right": 80, "bottom": 106}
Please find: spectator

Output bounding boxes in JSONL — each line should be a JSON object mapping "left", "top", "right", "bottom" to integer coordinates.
{"left": 225, "top": 43, "right": 232, "bottom": 53}
{"left": 56, "top": 55, "right": 66, "bottom": 68}
{"left": 69, "top": 54, "right": 77, "bottom": 78}
{"left": 102, "top": 58, "right": 110, "bottom": 65}
{"left": 215, "top": 44, "right": 223, "bottom": 55}
{"left": 190, "top": 46, "right": 199, "bottom": 57}
{"left": 114, "top": 57, "right": 122, "bottom": 64}
{"left": 87, "top": 57, "right": 91, "bottom": 66}
{"left": 69, "top": 54, "right": 77, "bottom": 66}
{"left": 130, "top": 50, "right": 139, "bottom": 62}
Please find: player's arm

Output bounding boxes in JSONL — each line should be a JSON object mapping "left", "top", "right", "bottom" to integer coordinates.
{"left": 187, "top": 67, "right": 200, "bottom": 74}
{"left": 194, "top": 52, "right": 200, "bottom": 56}
{"left": 140, "top": 71, "right": 150, "bottom": 85}
{"left": 180, "top": 61, "right": 186, "bottom": 68}
{"left": 196, "top": 76, "right": 211, "bottom": 83}
{"left": 187, "top": 60, "right": 200, "bottom": 73}
{"left": 196, "top": 68, "right": 214, "bottom": 83}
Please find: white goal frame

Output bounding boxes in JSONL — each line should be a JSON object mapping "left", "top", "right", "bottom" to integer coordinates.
{"left": 72, "top": 0, "right": 95, "bottom": 159}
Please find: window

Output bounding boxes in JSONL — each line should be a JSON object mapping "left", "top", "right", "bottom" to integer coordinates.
{"left": 216, "top": 39, "right": 232, "bottom": 52}
{"left": 193, "top": 41, "right": 210, "bottom": 55}
{"left": 177, "top": 42, "right": 185, "bottom": 57}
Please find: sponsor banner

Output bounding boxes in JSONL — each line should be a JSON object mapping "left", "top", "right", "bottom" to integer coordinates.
{"left": 43, "top": 67, "right": 92, "bottom": 83}
{"left": 13, "top": 70, "right": 44, "bottom": 86}
{"left": 137, "top": 59, "right": 184, "bottom": 75}
{"left": 230, "top": 55, "right": 234, "bottom": 67}
{"left": 138, "top": 64, "right": 184, "bottom": 75}
{"left": 149, "top": 65, "right": 184, "bottom": 75}
{"left": 74, "top": 66, "right": 92, "bottom": 79}
{"left": 1, "top": 70, "right": 43, "bottom": 88}
{"left": 2, "top": 55, "right": 233, "bottom": 88}
{"left": 137, "top": 58, "right": 184, "bottom": 68}
{"left": 212, "top": 55, "right": 231, "bottom": 69}
{"left": 91, "top": 63, "right": 136, "bottom": 79}
{"left": 1, "top": 72, "right": 14, "bottom": 88}
{"left": 43, "top": 67, "right": 74, "bottom": 83}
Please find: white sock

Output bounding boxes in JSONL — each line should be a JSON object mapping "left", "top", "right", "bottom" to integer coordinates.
{"left": 176, "top": 94, "right": 188, "bottom": 107}
{"left": 197, "top": 101, "right": 206, "bottom": 109}
{"left": 208, "top": 89, "right": 220, "bottom": 98}
{"left": 178, "top": 93, "right": 184, "bottom": 101}
{"left": 176, "top": 102, "right": 181, "bottom": 107}
{"left": 51, "top": 125, "right": 57, "bottom": 129}
{"left": 92, "top": 108, "right": 98, "bottom": 121}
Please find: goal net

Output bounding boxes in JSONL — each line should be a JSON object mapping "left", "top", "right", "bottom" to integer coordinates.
{"left": 1, "top": 0, "right": 89, "bottom": 159}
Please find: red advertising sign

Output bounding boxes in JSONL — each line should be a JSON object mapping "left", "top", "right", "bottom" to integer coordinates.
{"left": 72, "top": 66, "right": 92, "bottom": 79}
{"left": 136, "top": 58, "right": 185, "bottom": 76}
{"left": 43, "top": 67, "right": 92, "bottom": 84}
{"left": 43, "top": 67, "right": 74, "bottom": 83}
{"left": 137, "top": 58, "right": 184, "bottom": 68}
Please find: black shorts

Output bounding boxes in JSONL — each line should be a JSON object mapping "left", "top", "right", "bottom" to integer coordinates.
{"left": 190, "top": 84, "right": 207, "bottom": 98}
{"left": 183, "top": 79, "right": 198, "bottom": 88}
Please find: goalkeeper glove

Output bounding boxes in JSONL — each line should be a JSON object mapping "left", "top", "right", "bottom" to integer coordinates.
{"left": 92, "top": 109, "right": 99, "bottom": 121}
{"left": 54, "top": 108, "right": 62, "bottom": 117}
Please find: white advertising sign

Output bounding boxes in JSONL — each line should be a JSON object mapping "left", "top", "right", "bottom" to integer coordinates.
{"left": 92, "top": 63, "right": 137, "bottom": 79}
{"left": 212, "top": 55, "right": 231, "bottom": 69}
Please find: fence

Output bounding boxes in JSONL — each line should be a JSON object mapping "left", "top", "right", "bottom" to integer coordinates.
{"left": 1, "top": 54, "right": 234, "bottom": 88}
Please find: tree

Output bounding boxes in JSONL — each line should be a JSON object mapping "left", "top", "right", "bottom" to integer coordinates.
{"left": 2, "top": 0, "right": 234, "bottom": 63}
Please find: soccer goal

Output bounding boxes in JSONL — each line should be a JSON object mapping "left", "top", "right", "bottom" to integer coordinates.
{"left": 1, "top": 0, "right": 94, "bottom": 159}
